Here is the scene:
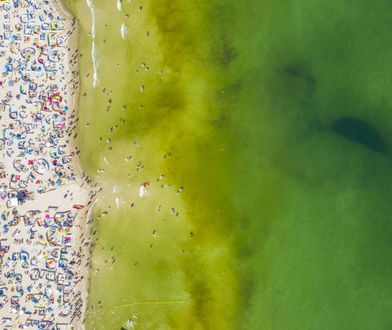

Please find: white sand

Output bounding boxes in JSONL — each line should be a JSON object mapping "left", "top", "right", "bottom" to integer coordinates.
{"left": 0, "top": 0, "right": 96, "bottom": 328}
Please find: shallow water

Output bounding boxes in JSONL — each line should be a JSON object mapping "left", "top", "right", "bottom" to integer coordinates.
{"left": 64, "top": 0, "right": 392, "bottom": 329}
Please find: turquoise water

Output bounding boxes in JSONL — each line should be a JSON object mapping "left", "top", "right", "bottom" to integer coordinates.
{"left": 64, "top": 0, "right": 392, "bottom": 328}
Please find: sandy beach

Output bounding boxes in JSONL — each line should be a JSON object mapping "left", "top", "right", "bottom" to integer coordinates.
{"left": 0, "top": 0, "right": 96, "bottom": 328}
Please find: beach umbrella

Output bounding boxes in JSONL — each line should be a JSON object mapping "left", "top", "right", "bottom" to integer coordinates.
{"left": 49, "top": 149, "right": 58, "bottom": 158}
{"left": 54, "top": 211, "right": 69, "bottom": 227}
{"left": 0, "top": 287, "right": 7, "bottom": 297}
{"left": 9, "top": 109, "right": 17, "bottom": 119}
{"left": 46, "top": 258, "right": 56, "bottom": 270}
{"left": 20, "top": 250, "right": 29, "bottom": 261}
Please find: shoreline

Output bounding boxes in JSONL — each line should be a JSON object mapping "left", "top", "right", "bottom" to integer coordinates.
{"left": 53, "top": 1, "right": 101, "bottom": 328}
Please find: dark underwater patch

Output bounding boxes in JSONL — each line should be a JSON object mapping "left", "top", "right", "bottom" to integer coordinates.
{"left": 331, "top": 117, "right": 388, "bottom": 153}
{"left": 284, "top": 64, "right": 316, "bottom": 91}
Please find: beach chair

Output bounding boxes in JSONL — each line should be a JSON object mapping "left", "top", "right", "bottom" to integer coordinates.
{"left": 45, "top": 271, "right": 56, "bottom": 282}
{"left": 29, "top": 268, "right": 40, "bottom": 281}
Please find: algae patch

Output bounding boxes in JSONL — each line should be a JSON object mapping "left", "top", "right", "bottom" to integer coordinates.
{"left": 62, "top": 0, "right": 243, "bottom": 328}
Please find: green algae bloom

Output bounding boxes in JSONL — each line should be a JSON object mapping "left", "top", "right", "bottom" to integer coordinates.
{"left": 63, "top": 0, "right": 392, "bottom": 329}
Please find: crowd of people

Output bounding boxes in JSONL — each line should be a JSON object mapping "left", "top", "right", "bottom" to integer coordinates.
{"left": 0, "top": 0, "right": 95, "bottom": 328}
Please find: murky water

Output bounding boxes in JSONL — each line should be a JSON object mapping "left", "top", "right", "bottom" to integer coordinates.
{"left": 63, "top": 0, "right": 392, "bottom": 329}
